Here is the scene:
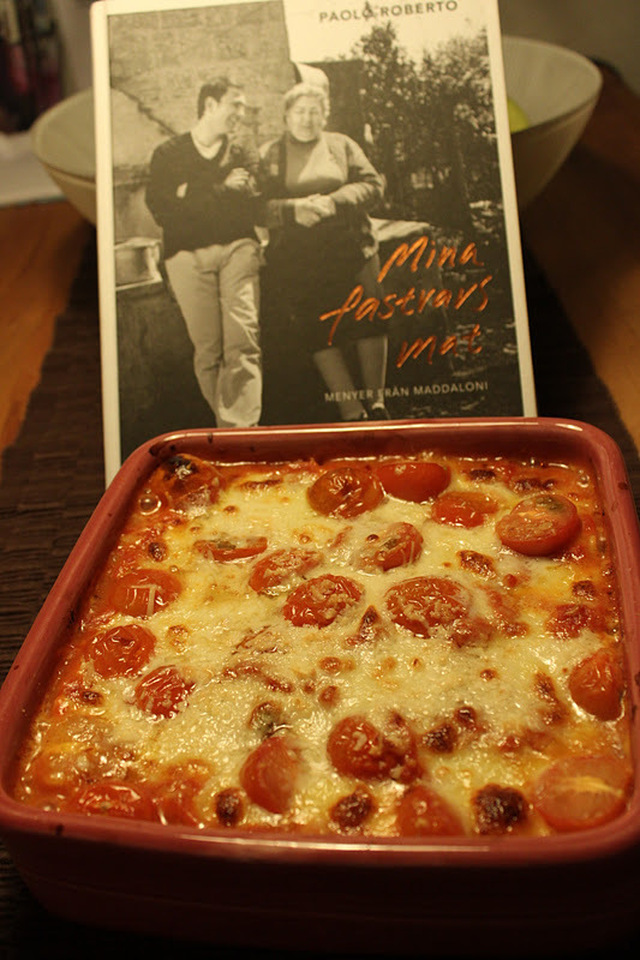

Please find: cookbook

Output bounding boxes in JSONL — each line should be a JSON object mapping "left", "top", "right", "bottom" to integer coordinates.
{"left": 92, "top": 0, "right": 536, "bottom": 483}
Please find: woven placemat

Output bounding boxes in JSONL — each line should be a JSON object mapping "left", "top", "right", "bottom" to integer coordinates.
{"left": 0, "top": 237, "right": 638, "bottom": 958}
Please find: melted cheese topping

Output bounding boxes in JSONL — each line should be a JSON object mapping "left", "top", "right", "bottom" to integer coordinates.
{"left": 13, "top": 450, "right": 632, "bottom": 838}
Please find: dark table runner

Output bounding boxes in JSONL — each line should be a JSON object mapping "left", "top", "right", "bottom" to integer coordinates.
{"left": 0, "top": 236, "right": 639, "bottom": 958}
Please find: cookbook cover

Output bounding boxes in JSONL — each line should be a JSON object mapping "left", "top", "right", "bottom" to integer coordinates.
{"left": 92, "top": 0, "right": 536, "bottom": 483}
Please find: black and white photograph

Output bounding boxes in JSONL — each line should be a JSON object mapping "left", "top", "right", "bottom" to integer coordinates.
{"left": 92, "top": 0, "right": 536, "bottom": 478}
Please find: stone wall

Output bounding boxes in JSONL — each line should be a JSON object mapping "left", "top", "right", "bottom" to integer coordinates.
{"left": 106, "top": 0, "right": 295, "bottom": 240}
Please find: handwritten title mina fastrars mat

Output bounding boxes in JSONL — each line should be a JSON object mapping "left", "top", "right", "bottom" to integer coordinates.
{"left": 92, "top": 0, "right": 535, "bottom": 483}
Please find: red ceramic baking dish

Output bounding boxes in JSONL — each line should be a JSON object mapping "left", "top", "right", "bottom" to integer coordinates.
{"left": 0, "top": 417, "right": 639, "bottom": 956}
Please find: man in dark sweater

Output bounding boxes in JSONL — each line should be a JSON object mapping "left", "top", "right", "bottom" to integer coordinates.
{"left": 146, "top": 77, "right": 262, "bottom": 427}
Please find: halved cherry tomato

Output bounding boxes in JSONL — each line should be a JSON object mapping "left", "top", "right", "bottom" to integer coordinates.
{"left": 497, "top": 493, "right": 581, "bottom": 556}
{"left": 307, "top": 465, "right": 383, "bottom": 518}
{"left": 239, "top": 735, "right": 299, "bottom": 814}
{"left": 375, "top": 461, "right": 450, "bottom": 502}
{"left": 28, "top": 743, "right": 89, "bottom": 796}
{"left": 396, "top": 784, "right": 465, "bottom": 837}
{"left": 107, "top": 568, "right": 182, "bottom": 618}
{"left": 134, "top": 665, "right": 194, "bottom": 718}
{"left": 360, "top": 522, "right": 423, "bottom": 572}
{"left": 87, "top": 624, "right": 156, "bottom": 679}
{"left": 153, "top": 760, "right": 211, "bottom": 826}
{"left": 148, "top": 454, "right": 224, "bottom": 511}
{"left": 110, "top": 529, "right": 169, "bottom": 570}
{"left": 283, "top": 574, "right": 362, "bottom": 627}
{"left": 568, "top": 648, "right": 625, "bottom": 720}
{"left": 432, "top": 491, "right": 498, "bottom": 528}
{"left": 195, "top": 535, "right": 268, "bottom": 562}
{"left": 328, "top": 716, "right": 382, "bottom": 779}
{"left": 385, "top": 576, "right": 493, "bottom": 646}
{"left": 249, "top": 548, "right": 321, "bottom": 594}
{"left": 327, "top": 714, "right": 420, "bottom": 783}
{"left": 532, "top": 755, "right": 632, "bottom": 831}
{"left": 69, "top": 781, "right": 155, "bottom": 820}
{"left": 386, "top": 576, "right": 464, "bottom": 635}
{"left": 547, "top": 602, "right": 604, "bottom": 639}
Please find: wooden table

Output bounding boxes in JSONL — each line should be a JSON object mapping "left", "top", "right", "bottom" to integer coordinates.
{"left": 0, "top": 203, "right": 92, "bottom": 463}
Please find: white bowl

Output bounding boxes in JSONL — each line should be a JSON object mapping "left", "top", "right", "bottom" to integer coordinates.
{"left": 503, "top": 36, "right": 602, "bottom": 208}
{"left": 30, "top": 37, "right": 602, "bottom": 224}
{"left": 30, "top": 89, "right": 96, "bottom": 223}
